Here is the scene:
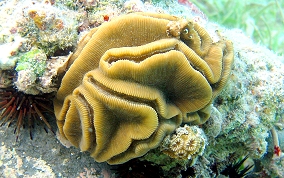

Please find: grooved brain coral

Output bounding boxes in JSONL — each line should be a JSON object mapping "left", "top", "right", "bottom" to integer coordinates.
{"left": 53, "top": 12, "right": 234, "bottom": 164}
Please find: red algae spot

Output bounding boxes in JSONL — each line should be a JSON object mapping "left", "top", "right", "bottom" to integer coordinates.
{"left": 274, "top": 145, "right": 281, "bottom": 157}
{"left": 103, "top": 15, "right": 110, "bottom": 22}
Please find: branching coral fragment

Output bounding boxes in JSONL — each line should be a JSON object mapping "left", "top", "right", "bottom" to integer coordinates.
{"left": 271, "top": 126, "right": 283, "bottom": 159}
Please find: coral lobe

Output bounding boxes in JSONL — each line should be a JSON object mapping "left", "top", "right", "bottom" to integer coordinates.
{"left": 54, "top": 12, "right": 233, "bottom": 164}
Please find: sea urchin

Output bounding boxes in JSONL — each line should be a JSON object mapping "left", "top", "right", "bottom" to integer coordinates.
{"left": 0, "top": 86, "right": 55, "bottom": 141}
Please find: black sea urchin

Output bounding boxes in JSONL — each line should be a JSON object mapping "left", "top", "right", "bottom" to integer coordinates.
{"left": 0, "top": 86, "right": 55, "bottom": 141}
{"left": 221, "top": 155, "right": 254, "bottom": 178}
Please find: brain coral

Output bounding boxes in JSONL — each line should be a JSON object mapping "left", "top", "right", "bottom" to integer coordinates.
{"left": 54, "top": 12, "right": 233, "bottom": 164}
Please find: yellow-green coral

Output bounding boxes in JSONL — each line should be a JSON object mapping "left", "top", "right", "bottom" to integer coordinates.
{"left": 54, "top": 12, "right": 233, "bottom": 164}
{"left": 161, "top": 125, "right": 206, "bottom": 162}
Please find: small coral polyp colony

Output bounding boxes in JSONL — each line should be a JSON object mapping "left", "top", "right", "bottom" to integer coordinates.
{"left": 161, "top": 125, "right": 206, "bottom": 162}
{"left": 54, "top": 12, "right": 234, "bottom": 164}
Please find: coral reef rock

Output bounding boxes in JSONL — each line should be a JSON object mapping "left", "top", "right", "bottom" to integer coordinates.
{"left": 14, "top": 49, "right": 70, "bottom": 95}
{"left": 54, "top": 12, "right": 233, "bottom": 164}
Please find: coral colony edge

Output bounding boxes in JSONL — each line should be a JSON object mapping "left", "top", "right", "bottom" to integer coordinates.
{"left": 0, "top": 0, "right": 284, "bottom": 177}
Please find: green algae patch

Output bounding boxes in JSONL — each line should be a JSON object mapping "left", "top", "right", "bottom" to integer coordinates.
{"left": 15, "top": 49, "right": 47, "bottom": 77}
